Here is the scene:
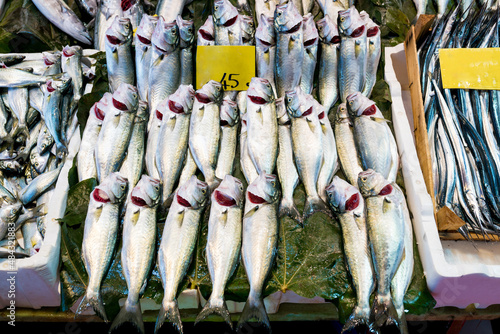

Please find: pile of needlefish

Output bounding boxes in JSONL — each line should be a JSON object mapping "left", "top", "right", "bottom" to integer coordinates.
{"left": 419, "top": 3, "right": 500, "bottom": 239}
{"left": 70, "top": 1, "right": 411, "bottom": 334}
{"left": 0, "top": 47, "right": 90, "bottom": 258}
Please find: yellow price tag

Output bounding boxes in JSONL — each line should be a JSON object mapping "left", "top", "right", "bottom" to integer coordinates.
{"left": 439, "top": 48, "right": 500, "bottom": 90}
{"left": 196, "top": 46, "right": 255, "bottom": 91}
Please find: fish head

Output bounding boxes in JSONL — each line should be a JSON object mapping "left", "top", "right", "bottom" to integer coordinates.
{"left": 176, "top": 176, "right": 209, "bottom": 209}
{"left": 106, "top": 16, "right": 133, "bottom": 46}
{"left": 338, "top": 6, "right": 365, "bottom": 37}
{"left": 177, "top": 16, "right": 195, "bottom": 47}
{"left": 274, "top": 1, "right": 302, "bottom": 33}
{"left": 213, "top": 0, "right": 239, "bottom": 27}
{"left": 198, "top": 15, "right": 215, "bottom": 44}
{"left": 196, "top": 80, "right": 223, "bottom": 104}
{"left": 135, "top": 101, "right": 149, "bottom": 121}
{"left": 302, "top": 13, "right": 318, "bottom": 48}
{"left": 152, "top": 17, "right": 179, "bottom": 53}
{"left": 45, "top": 75, "right": 72, "bottom": 94}
{"left": 1, "top": 201, "right": 22, "bottom": 222}
{"left": 255, "top": 14, "right": 275, "bottom": 48}
{"left": 285, "top": 86, "right": 311, "bottom": 118}
{"left": 359, "top": 10, "right": 370, "bottom": 24}
{"left": 92, "top": 92, "right": 112, "bottom": 122}
{"left": 335, "top": 103, "right": 350, "bottom": 123}
{"left": 276, "top": 97, "right": 290, "bottom": 125}
{"left": 94, "top": 172, "right": 129, "bottom": 204}
{"left": 62, "top": 45, "right": 83, "bottom": 59}
{"left": 136, "top": 14, "right": 159, "bottom": 46}
{"left": 112, "top": 83, "right": 139, "bottom": 113}
{"left": 213, "top": 175, "right": 245, "bottom": 208}
{"left": 348, "top": 93, "right": 382, "bottom": 118}
{"left": 168, "top": 85, "right": 196, "bottom": 116}
{"left": 247, "top": 77, "right": 274, "bottom": 105}
{"left": 325, "top": 176, "right": 362, "bottom": 213}
{"left": 131, "top": 175, "right": 161, "bottom": 207}
{"left": 30, "top": 150, "right": 50, "bottom": 174}
{"left": 240, "top": 15, "right": 255, "bottom": 44}
{"left": 0, "top": 159, "right": 21, "bottom": 173}
{"left": 309, "top": 96, "right": 326, "bottom": 121}
{"left": 37, "top": 126, "right": 54, "bottom": 153}
{"left": 358, "top": 169, "right": 391, "bottom": 197}
{"left": 220, "top": 98, "right": 239, "bottom": 127}
{"left": 246, "top": 173, "right": 280, "bottom": 205}
{"left": 365, "top": 17, "right": 380, "bottom": 38}
{"left": 42, "top": 51, "right": 61, "bottom": 67}
{"left": 317, "top": 15, "right": 340, "bottom": 44}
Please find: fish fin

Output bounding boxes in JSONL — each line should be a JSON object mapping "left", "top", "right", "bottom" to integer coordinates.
{"left": 75, "top": 291, "right": 109, "bottom": 322}
{"left": 303, "top": 196, "right": 331, "bottom": 221}
{"left": 341, "top": 305, "right": 371, "bottom": 333}
{"left": 370, "top": 294, "right": 400, "bottom": 329}
{"left": 220, "top": 209, "right": 228, "bottom": 226}
{"left": 236, "top": 292, "right": 270, "bottom": 332}
{"left": 154, "top": 299, "right": 183, "bottom": 334}
{"left": 243, "top": 205, "right": 259, "bottom": 219}
{"left": 194, "top": 296, "right": 232, "bottom": 329}
{"left": 355, "top": 39, "right": 362, "bottom": 58}
{"left": 371, "top": 117, "right": 391, "bottom": 124}
{"left": 152, "top": 55, "right": 163, "bottom": 67}
{"left": 15, "top": 230, "right": 25, "bottom": 249}
{"left": 279, "top": 198, "right": 302, "bottom": 225}
{"left": 109, "top": 300, "right": 145, "bottom": 334}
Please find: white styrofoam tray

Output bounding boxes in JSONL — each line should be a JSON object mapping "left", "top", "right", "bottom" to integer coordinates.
{"left": 385, "top": 43, "right": 500, "bottom": 308}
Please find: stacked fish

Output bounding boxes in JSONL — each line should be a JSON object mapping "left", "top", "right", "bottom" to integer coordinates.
{"left": 0, "top": 47, "right": 88, "bottom": 258}
{"left": 419, "top": 4, "right": 500, "bottom": 239}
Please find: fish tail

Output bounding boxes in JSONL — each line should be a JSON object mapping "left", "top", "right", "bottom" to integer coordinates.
{"left": 279, "top": 198, "right": 302, "bottom": 225}
{"left": 154, "top": 298, "right": 183, "bottom": 334}
{"left": 303, "top": 196, "right": 332, "bottom": 221}
{"left": 75, "top": 290, "right": 108, "bottom": 322}
{"left": 341, "top": 305, "right": 371, "bottom": 333}
{"left": 370, "top": 294, "right": 400, "bottom": 329}
{"left": 109, "top": 299, "right": 144, "bottom": 334}
{"left": 236, "top": 292, "right": 270, "bottom": 332}
{"left": 194, "top": 295, "right": 232, "bottom": 329}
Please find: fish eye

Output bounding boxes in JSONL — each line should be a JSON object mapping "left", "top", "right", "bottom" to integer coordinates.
{"left": 155, "top": 185, "right": 160, "bottom": 191}
{"left": 340, "top": 17, "right": 345, "bottom": 22}
{"left": 277, "top": 12, "right": 282, "bottom": 16}
{"left": 121, "top": 184, "right": 126, "bottom": 190}
{"left": 349, "top": 100, "right": 353, "bottom": 106}
{"left": 214, "top": 5, "right": 219, "bottom": 10}
{"left": 188, "top": 28, "right": 193, "bottom": 33}
{"left": 271, "top": 181, "right": 276, "bottom": 187}
{"left": 361, "top": 177, "right": 367, "bottom": 182}
{"left": 216, "top": 86, "right": 221, "bottom": 91}
{"left": 35, "top": 162, "right": 39, "bottom": 167}
{"left": 287, "top": 97, "right": 292, "bottom": 102}
{"left": 201, "top": 188, "right": 206, "bottom": 194}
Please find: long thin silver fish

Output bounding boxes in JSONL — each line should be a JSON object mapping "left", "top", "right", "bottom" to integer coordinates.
{"left": 155, "top": 176, "right": 209, "bottom": 334}
{"left": 326, "top": 176, "right": 374, "bottom": 332}
{"left": 177, "top": 16, "right": 195, "bottom": 86}
{"left": 105, "top": 16, "right": 134, "bottom": 93}
{"left": 145, "top": 97, "right": 168, "bottom": 180}
{"left": 362, "top": 17, "right": 381, "bottom": 98}
{"left": 237, "top": 173, "right": 280, "bottom": 332}
{"left": 61, "top": 45, "right": 84, "bottom": 102}
{"left": 197, "top": 16, "right": 215, "bottom": 46}
{"left": 195, "top": 175, "right": 244, "bottom": 327}
{"left": 109, "top": 175, "right": 160, "bottom": 334}
{"left": 0, "top": 67, "right": 58, "bottom": 88}
{"left": 156, "top": 0, "right": 190, "bottom": 22}
{"left": 213, "top": 0, "right": 242, "bottom": 46}
{"left": 20, "top": 165, "right": 62, "bottom": 206}
{"left": 215, "top": 98, "right": 240, "bottom": 179}
{"left": 255, "top": 14, "right": 277, "bottom": 97}
{"left": 240, "top": 15, "right": 255, "bottom": 45}
{"left": 76, "top": 172, "right": 129, "bottom": 322}
{"left": 239, "top": 113, "right": 258, "bottom": 184}
{"left": 135, "top": 15, "right": 159, "bottom": 102}
{"left": 300, "top": 13, "right": 319, "bottom": 94}
{"left": 94, "top": 0, "right": 120, "bottom": 51}
{"left": 7, "top": 71, "right": 30, "bottom": 138}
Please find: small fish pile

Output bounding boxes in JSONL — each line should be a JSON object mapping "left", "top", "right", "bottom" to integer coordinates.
{"left": 419, "top": 4, "right": 500, "bottom": 239}
{"left": 0, "top": 48, "right": 88, "bottom": 258}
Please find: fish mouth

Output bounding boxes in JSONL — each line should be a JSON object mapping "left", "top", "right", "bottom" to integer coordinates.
{"left": 113, "top": 98, "right": 129, "bottom": 111}
{"left": 350, "top": 25, "right": 365, "bottom": 38}
{"left": 223, "top": 15, "right": 238, "bottom": 27}
{"left": 199, "top": 29, "right": 214, "bottom": 41}
{"left": 94, "top": 105, "right": 105, "bottom": 121}
{"left": 378, "top": 184, "right": 393, "bottom": 196}
{"left": 367, "top": 26, "right": 379, "bottom": 37}
{"left": 177, "top": 194, "right": 192, "bottom": 207}
{"left": 168, "top": 100, "right": 184, "bottom": 114}
{"left": 214, "top": 190, "right": 237, "bottom": 207}
{"left": 62, "top": 46, "right": 76, "bottom": 57}
{"left": 248, "top": 95, "right": 267, "bottom": 105}
{"left": 285, "top": 21, "right": 302, "bottom": 34}
{"left": 331, "top": 35, "right": 341, "bottom": 44}
{"left": 155, "top": 109, "right": 163, "bottom": 121}
{"left": 362, "top": 104, "right": 376, "bottom": 116}
{"left": 345, "top": 193, "right": 360, "bottom": 211}
{"left": 106, "top": 33, "right": 124, "bottom": 45}
{"left": 121, "top": 0, "right": 135, "bottom": 11}
{"left": 131, "top": 195, "right": 148, "bottom": 207}
{"left": 137, "top": 33, "right": 151, "bottom": 45}
{"left": 195, "top": 92, "right": 212, "bottom": 104}
{"left": 257, "top": 38, "right": 273, "bottom": 47}
{"left": 93, "top": 188, "right": 110, "bottom": 203}
{"left": 301, "top": 106, "right": 313, "bottom": 117}
{"left": 248, "top": 191, "right": 267, "bottom": 204}
{"left": 46, "top": 81, "right": 56, "bottom": 93}
{"left": 304, "top": 38, "right": 317, "bottom": 47}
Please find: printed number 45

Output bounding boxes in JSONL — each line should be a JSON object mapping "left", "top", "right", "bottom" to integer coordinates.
{"left": 220, "top": 73, "right": 241, "bottom": 90}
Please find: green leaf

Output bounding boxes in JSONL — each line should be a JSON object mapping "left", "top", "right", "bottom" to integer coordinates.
{"left": 58, "top": 178, "right": 97, "bottom": 226}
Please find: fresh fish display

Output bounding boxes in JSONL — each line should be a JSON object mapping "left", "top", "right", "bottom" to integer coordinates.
{"left": 300, "top": 13, "right": 318, "bottom": 94}
{"left": 156, "top": 176, "right": 209, "bottom": 334}
{"left": 61, "top": 45, "right": 84, "bottom": 102}
{"left": 0, "top": 67, "right": 60, "bottom": 88}
{"left": 195, "top": 175, "right": 244, "bottom": 327}
{"left": 135, "top": 15, "right": 159, "bottom": 102}
{"left": 326, "top": 176, "right": 374, "bottom": 332}
{"left": 240, "top": 15, "right": 256, "bottom": 45}
{"left": 239, "top": 113, "right": 258, "bottom": 184}
{"left": 197, "top": 16, "right": 215, "bottom": 46}
{"left": 76, "top": 172, "right": 129, "bottom": 322}
{"left": 156, "top": 0, "right": 190, "bottom": 23}
{"left": 255, "top": 14, "right": 277, "bottom": 97}
{"left": 105, "top": 16, "right": 134, "bottom": 93}
{"left": 20, "top": 165, "right": 62, "bottom": 205}
{"left": 189, "top": 80, "right": 223, "bottom": 191}
{"left": 255, "top": 0, "right": 277, "bottom": 23}
{"left": 109, "top": 175, "right": 160, "bottom": 334}
{"left": 362, "top": 17, "right": 381, "bottom": 98}
{"left": 317, "top": 14, "right": 339, "bottom": 113}
{"left": 213, "top": 0, "right": 242, "bottom": 46}
{"left": 145, "top": 96, "right": 168, "bottom": 180}
{"left": 317, "top": 0, "right": 346, "bottom": 25}
{"left": 177, "top": 16, "right": 195, "bottom": 86}
{"left": 215, "top": 98, "right": 240, "bottom": 179}
{"left": 237, "top": 173, "right": 280, "bottom": 331}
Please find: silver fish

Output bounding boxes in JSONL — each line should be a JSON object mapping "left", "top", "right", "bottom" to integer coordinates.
{"left": 105, "top": 16, "right": 134, "bottom": 93}
{"left": 317, "top": 0, "right": 347, "bottom": 26}
{"left": 197, "top": 16, "right": 215, "bottom": 46}
{"left": 177, "top": 148, "right": 198, "bottom": 188}
{"left": 122, "top": 0, "right": 143, "bottom": 34}
{"left": 0, "top": 201, "right": 22, "bottom": 240}
{"left": 317, "top": 14, "right": 340, "bottom": 114}
{"left": 300, "top": 13, "right": 319, "bottom": 94}
{"left": 29, "top": 87, "right": 44, "bottom": 114}
{"left": 61, "top": 45, "right": 84, "bottom": 102}
{"left": 255, "top": 0, "right": 277, "bottom": 24}
{"left": 276, "top": 97, "right": 301, "bottom": 222}
{"left": 286, "top": 86, "right": 327, "bottom": 218}
{"left": 195, "top": 175, "right": 244, "bottom": 327}
{"left": 156, "top": 0, "right": 190, "bottom": 23}
{"left": 255, "top": 14, "right": 277, "bottom": 97}
{"left": 0, "top": 55, "right": 25, "bottom": 67}
{"left": 76, "top": 0, "right": 98, "bottom": 17}
{"left": 338, "top": 7, "right": 367, "bottom": 102}
{"left": 335, "top": 103, "right": 363, "bottom": 186}
{"left": 189, "top": 80, "right": 223, "bottom": 191}
{"left": 215, "top": 98, "right": 240, "bottom": 179}
{"left": 362, "top": 17, "right": 381, "bottom": 98}
{"left": 156, "top": 85, "right": 196, "bottom": 206}
{"left": 20, "top": 165, "right": 62, "bottom": 205}
{"left": 135, "top": 14, "right": 159, "bottom": 102}
{"left": 109, "top": 175, "right": 161, "bottom": 334}
{"left": 20, "top": 221, "right": 43, "bottom": 254}
{"left": 31, "top": 0, "right": 92, "bottom": 44}
{"left": 274, "top": 1, "right": 304, "bottom": 97}
{"left": 78, "top": 93, "right": 111, "bottom": 182}
{"left": 76, "top": 172, "right": 129, "bottom": 322}
{"left": 0, "top": 95, "right": 9, "bottom": 141}
{"left": 95, "top": 83, "right": 138, "bottom": 182}
{"left": 145, "top": 97, "right": 168, "bottom": 180}
{"left": 358, "top": 169, "right": 405, "bottom": 329}
{"left": 177, "top": 16, "right": 195, "bottom": 86}
{"left": 326, "top": 176, "right": 374, "bottom": 332}
{"left": 149, "top": 17, "right": 180, "bottom": 116}
{"left": 7, "top": 72, "right": 30, "bottom": 138}
{"left": 240, "top": 113, "right": 258, "bottom": 184}
{"left": 240, "top": 15, "right": 255, "bottom": 45}
{"left": 30, "top": 149, "right": 51, "bottom": 174}
{"left": 347, "top": 92, "right": 398, "bottom": 182}
{"left": 156, "top": 175, "right": 209, "bottom": 334}
{"left": 213, "top": 0, "right": 242, "bottom": 46}
{"left": 94, "top": 0, "right": 121, "bottom": 51}
{"left": 37, "top": 123, "right": 54, "bottom": 155}
{"left": 0, "top": 67, "right": 57, "bottom": 88}
{"left": 246, "top": 77, "right": 278, "bottom": 175}
{"left": 237, "top": 173, "right": 280, "bottom": 331}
